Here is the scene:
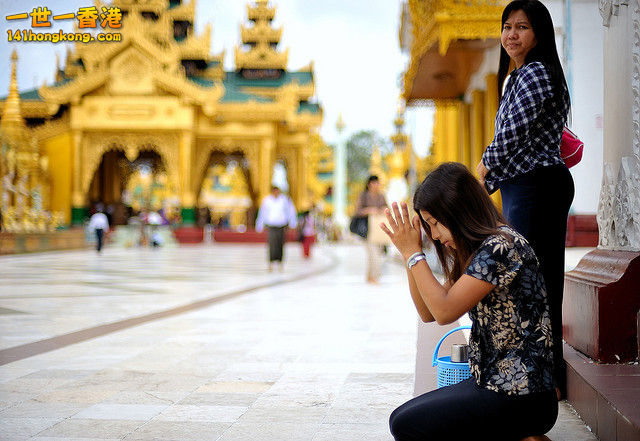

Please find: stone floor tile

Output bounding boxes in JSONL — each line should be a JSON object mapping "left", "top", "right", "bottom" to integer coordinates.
{"left": 0, "top": 400, "right": 86, "bottom": 419}
{"left": 100, "top": 390, "right": 186, "bottom": 405}
{"left": 195, "top": 380, "right": 274, "bottom": 394}
{"left": 36, "top": 418, "right": 144, "bottom": 439}
{"left": 32, "top": 385, "right": 117, "bottom": 404}
{"left": 32, "top": 438, "right": 121, "bottom": 441}
{"left": 123, "top": 421, "right": 231, "bottom": 441}
{"left": 154, "top": 404, "right": 248, "bottom": 422}
{"left": 217, "top": 421, "right": 320, "bottom": 441}
{"left": 72, "top": 403, "right": 169, "bottom": 420}
{"left": 0, "top": 417, "right": 61, "bottom": 441}
{"left": 236, "top": 404, "right": 329, "bottom": 424}
{"left": 178, "top": 392, "right": 261, "bottom": 406}
{"left": 312, "top": 423, "right": 392, "bottom": 441}
{"left": 323, "top": 405, "right": 397, "bottom": 425}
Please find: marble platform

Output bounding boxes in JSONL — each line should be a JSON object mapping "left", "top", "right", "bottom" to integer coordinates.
{"left": 0, "top": 243, "right": 598, "bottom": 440}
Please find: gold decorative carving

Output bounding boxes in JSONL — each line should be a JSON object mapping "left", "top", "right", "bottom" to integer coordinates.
{"left": 81, "top": 132, "right": 180, "bottom": 198}
{"left": 235, "top": 0, "right": 288, "bottom": 70}
{"left": 402, "top": 0, "right": 505, "bottom": 100}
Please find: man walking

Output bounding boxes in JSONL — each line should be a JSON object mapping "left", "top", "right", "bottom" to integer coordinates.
{"left": 88, "top": 207, "right": 109, "bottom": 253}
{"left": 255, "top": 186, "right": 297, "bottom": 271}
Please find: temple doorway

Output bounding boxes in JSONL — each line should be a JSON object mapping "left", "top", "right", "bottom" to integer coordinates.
{"left": 197, "top": 151, "right": 256, "bottom": 230}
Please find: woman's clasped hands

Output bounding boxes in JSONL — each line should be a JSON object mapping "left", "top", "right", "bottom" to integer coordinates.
{"left": 380, "top": 202, "right": 423, "bottom": 260}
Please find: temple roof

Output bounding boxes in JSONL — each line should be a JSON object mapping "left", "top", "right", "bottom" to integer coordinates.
{"left": 225, "top": 71, "right": 313, "bottom": 88}
{"left": 1, "top": 0, "right": 321, "bottom": 120}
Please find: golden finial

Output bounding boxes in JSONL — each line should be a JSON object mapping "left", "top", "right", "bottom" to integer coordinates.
{"left": 1, "top": 49, "right": 25, "bottom": 140}
{"left": 2, "top": 50, "right": 22, "bottom": 123}
{"left": 336, "top": 113, "right": 345, "bottom": 133}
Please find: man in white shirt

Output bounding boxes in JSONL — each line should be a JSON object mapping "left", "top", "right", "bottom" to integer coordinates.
{"left": 88, "top": 208, "right": 110, "bottom": 252}
{"left": 255, "top": 186, "right": 297, "bottom": 271}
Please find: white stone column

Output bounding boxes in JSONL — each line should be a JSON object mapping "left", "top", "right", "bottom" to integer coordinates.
{"left": 596, "top": 0, "right": 640, "bottom": 251}
{"left": 333, "top": 114, "right": 348, "bottom": 231}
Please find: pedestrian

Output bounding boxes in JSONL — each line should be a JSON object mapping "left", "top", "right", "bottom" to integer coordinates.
{"left": 255, "top": 186, "right": 297, "bottom": 271}
{"left": 297, "top": 206, "right": 316, "bottom": 259}
{"left": 385, "top": 163, "right": 557, "bottom": 441}
{"left": 476, "top": 0, "right": 573, "bottom": 399}
{"left": 88, "top": 207, "right": 109, "bottom": 253}
{"left": 354, "top": 175, "right": 388, "bottom": 284}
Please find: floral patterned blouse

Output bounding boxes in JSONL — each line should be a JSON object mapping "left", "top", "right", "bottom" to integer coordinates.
{"left": 464, "top": 225, "right": 554, "bottom": 395}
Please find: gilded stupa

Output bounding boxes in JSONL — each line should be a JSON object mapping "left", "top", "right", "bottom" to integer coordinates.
{"left": 0, "top": 0, "right": 325, "bottom": 227}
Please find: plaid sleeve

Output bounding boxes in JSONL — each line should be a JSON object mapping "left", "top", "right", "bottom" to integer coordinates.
{"left": 482, "top": 62, "right": 554, "bottom": 189}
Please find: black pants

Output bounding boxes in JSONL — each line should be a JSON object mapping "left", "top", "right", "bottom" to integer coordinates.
{"left": 389, "top": 378, "right": 558, "bottom": 441}
{"left": 499, "top": 164, "right": 574, "bottom": 394}
{"left": 267, "top": 226, "right": 286, "bottom": 262}
{"left": 95, "top": 228, "right": 104, "bottom": 252}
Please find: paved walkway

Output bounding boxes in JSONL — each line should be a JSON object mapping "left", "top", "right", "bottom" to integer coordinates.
{"left": 0, "top": 243, "right": 597, "bottom": 440}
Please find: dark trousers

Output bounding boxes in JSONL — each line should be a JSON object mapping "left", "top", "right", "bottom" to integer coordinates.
{"left": 267, "top": 226, "right": 286, "bottom": 262}
{"left": 499, "top": 164, "right": 574, "bottom": 394}
{"left": 389, "top": 378, "right": 558, "bottom": 441}
{"left": 95, "top": 228, "right": 104, "bottom": 252}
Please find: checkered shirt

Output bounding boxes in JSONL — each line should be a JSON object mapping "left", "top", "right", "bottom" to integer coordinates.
{"left": 482, "top": 61, "right": 569, "bottom": 193}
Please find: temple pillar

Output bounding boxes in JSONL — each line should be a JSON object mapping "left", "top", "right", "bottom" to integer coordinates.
{"left": 470, "top": 90, "right": 485, "bottom": 176}
{"left": 297, "top": 142, "right": 309, "bottom": 208}
{"left": 259, "top": 137, "right": 274, "bottom": 202}
{"left": 444, "top": 103, "right": 459, "bottom": 163}
{"left": 483, "top": 73, "right": 501, "bottom": 209}
{"left": 179, "top": 131, "right": 195, "bottom": 224}
{"left": 459, "top": 102, "right": 471, "bottom": 169}
{"left": 333, "top": 115, "right": 347, "bottom": 231}
{"left": 433, "top": 104, "right": 446, "bottom": 165}
{"left": 483, "top": 73, "right": 498, "bottom": 146}
{"left": 70, "top": 130, "right": 85, "bottom": 224}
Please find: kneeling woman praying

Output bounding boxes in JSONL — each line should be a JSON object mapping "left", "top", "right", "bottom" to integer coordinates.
{"left": 383, "top": 162, "right": 557, "bottom": 441}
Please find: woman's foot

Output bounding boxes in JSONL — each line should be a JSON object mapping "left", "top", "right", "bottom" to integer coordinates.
{"left": 366, "top": 275, "right": 379, "bottom": 284}
{"left": 520, "top": 436, "right": 552, "bottom": 441}
{"left": 556, "top": 386, "right": 563, "bottom": 401}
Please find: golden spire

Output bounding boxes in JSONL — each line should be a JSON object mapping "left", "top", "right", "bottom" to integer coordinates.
{"left": 1, "top": 50, "right": 25, "bottom": 135}
{"left": 235, "top": 0, "right": 288, "bottom": 70}
{"left": 336, "top": 113, "right": 345, "bottom": 133}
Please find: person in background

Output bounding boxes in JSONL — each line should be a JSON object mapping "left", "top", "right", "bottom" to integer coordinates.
{"left": 255, "top": 186, "right": 297, "bottom": 271}
{"left": 385, "top": 163, "right": 557, "bottom": 441}
{"left": 476, "top": 0, "right": 573, "bottom": 399}
{"left": 355, "top": 175, "right": 388, "bottom": 284}
{"left": 88, "top": 206, "right": 109, "bottom": 253}
{"left": 298, "top": 205, "right": 316, "bottom": 259}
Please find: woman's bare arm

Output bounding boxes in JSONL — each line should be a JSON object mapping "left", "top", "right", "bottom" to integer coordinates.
{"left": 406, "top": 267, "right": 435, "bottom": 322}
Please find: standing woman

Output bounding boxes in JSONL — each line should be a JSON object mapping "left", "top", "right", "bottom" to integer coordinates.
{"left": 476, "top": 0, "right": 573, "bottom": 398}
{"left": 355, "top": 175, "right": 388, "bottom": 283}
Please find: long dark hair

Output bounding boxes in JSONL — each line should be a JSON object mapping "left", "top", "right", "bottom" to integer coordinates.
{"left": 364, "top": 175, "right": 379, "bottom": 192}
{"left": 498, "top": 0, "right": 570, "bottom": 109}
{"left": 413, "top": 163, "right": 506, "bottom": 285}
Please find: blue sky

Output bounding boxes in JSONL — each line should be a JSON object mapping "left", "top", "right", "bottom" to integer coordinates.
{"left": 0, "top": 0, "right": 432, "bottom": 153}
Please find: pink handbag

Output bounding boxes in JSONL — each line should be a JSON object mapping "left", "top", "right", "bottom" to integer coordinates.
{"left": 560, "top": 127, "right": 584, "bottom": 168}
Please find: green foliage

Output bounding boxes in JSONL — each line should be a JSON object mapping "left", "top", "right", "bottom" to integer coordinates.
{"left": 346, "top": 130, "right": 390, "bottom": 187}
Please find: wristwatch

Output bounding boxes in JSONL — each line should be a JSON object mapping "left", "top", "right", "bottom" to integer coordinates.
{"left": 407, "top": 252, "right": 426, "bottom": 269}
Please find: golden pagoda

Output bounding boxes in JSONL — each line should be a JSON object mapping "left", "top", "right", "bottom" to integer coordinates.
{"left": 0, "top": 0, "right": 324, "bottom": 227}
{"left": 0, "top": 50, "right": 58, "bottom": 233}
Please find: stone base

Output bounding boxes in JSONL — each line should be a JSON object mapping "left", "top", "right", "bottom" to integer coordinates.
{"left": 566, "top": 214, "right": 599, "bottom": 247}
{"left": 213, "top": 229, "right": 305, "bottom": 243}
{"left": 0, "top": 228, "right": 88, "bottom": 255}
{"left": 563, "top": 248, "right": 640, "bottom": 363}
{"left": 565, "top": 343, "right": 640, "bottom": 441}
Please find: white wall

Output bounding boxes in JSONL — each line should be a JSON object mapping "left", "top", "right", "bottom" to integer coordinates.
{"left": 565, "top": 0, "right": 604, "bottom": 214}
